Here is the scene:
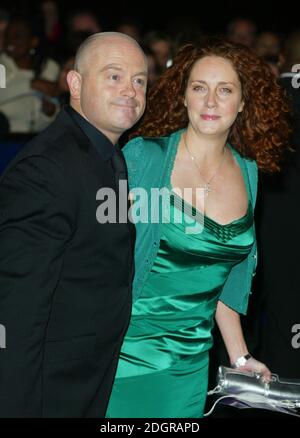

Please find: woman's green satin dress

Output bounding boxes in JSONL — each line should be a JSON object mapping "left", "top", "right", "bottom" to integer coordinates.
{"left": 106, "top": 187, "right": 254, "bottom": 418}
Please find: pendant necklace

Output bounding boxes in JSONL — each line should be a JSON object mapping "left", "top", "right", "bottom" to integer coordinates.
{"left": 183, "top": 133, "right": 227, "bottom": 198}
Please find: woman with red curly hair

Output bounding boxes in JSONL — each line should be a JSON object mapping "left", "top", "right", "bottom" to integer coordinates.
{"left": 106, "top": 39, "right": 290, "bottom": 418}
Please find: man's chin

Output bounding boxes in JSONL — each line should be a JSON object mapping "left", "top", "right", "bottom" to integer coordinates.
{"left": 116, "top": 118, "right": 141, "bottom": 131}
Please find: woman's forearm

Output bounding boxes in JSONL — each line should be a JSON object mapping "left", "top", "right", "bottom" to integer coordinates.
{"left": 215, "top": 300, "right": 249, "bottom": 365}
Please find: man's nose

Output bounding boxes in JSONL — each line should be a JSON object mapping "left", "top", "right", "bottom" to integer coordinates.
{"left": 122, "top": 80, "right": 136, "bottom": 97}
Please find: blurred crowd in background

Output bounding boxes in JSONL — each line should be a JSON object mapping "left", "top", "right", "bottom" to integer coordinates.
{"left": 0, "top": 0, "right": 299, "bottom": 137}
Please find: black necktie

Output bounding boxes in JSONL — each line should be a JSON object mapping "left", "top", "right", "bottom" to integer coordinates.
{"left": 111, "top": 147, "right": 128, "bottom": 185}
{"left": 111, "top": 148, "right": 135, "bottom": 282}
{"left": 111, "top": 147, "right": 135, "bottom": 276}
{"left": 111, "top": 147, "right": 132, "bottom": 215}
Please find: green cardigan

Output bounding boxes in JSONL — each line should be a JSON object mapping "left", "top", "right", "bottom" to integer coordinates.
{"left": 123, "top": 129, "right": 258, "bottom": 314}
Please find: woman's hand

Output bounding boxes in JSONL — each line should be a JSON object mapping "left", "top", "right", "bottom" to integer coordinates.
{"left": 236, "top": 356, "right": 272, "bottom": 382}
{"left": 215, "top": 302, "right": 272, "bottom": 383}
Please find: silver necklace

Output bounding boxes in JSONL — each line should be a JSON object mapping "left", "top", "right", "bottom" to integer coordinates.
{"left": 183, "top": 133, "right": 227, "bottom": 197}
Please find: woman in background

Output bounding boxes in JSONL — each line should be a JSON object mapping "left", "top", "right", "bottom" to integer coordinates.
{"left": 0, "top": 15, "right": 59, "bottom": 133}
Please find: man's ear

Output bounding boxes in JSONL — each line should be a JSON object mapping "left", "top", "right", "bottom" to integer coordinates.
{"left": 67, "top": 70, "right": 82, "bottom": 100}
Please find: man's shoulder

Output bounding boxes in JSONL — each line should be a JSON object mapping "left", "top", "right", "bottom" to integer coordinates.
{"left": 1, "top": 110, "right": 82, "bottom": 181}
{"left": 26, "top": 108, "right": 76, "bottom": 151}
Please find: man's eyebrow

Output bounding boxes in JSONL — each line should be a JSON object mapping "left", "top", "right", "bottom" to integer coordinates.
{"left": 100, "top": 64, "right": 123, "bottom": 72}
{"left": 133, "top": 71, "right": 148, "bottom": 77}
{"left": 100, "top": 65, "right": 147, "bottom": 77}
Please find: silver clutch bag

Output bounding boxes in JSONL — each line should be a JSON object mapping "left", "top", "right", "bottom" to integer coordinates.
{"left": 205, "top": 366, "right": 300, "bottom": 417}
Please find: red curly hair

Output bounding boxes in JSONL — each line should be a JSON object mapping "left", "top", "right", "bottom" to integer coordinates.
{"left": 132, "top": 38, "right": 291, "bottom": 172}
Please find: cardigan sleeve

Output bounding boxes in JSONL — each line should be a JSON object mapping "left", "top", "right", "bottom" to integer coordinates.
{"left": 123, "top": 136, "right": 147, "bottom": 190}
{"left": 218, "top": 158, "right": 258, "bottom": 315}
{"left": 218, "top": 239, "right": 257, "bottom": 315}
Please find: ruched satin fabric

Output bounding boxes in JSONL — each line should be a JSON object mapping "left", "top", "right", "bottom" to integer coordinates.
{"left": 106, "top": 191, "right": 254, "bottom": 418}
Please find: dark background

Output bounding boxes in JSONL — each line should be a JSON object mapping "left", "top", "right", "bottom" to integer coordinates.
{"left": 2, "top": 0, "right": 299, "bottom": 35}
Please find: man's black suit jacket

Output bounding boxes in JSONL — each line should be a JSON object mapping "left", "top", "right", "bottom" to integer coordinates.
{"left": 0, "top": 108, "right": 135, "bottom": 417}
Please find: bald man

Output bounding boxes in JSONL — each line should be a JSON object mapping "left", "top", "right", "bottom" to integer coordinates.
{"left": 0, "top": 33, "right": 148, "bottom": 417}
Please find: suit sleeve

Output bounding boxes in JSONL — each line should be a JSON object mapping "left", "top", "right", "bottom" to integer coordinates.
{"left": 0, "top": 155, "right": 75, "bottom": 417}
